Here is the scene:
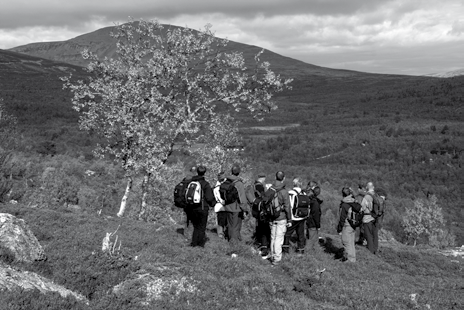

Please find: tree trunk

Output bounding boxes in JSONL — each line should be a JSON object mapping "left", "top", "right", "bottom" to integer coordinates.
{"left": 117, "top": 176, "right": 133, "bottom": 217}
{"left": 138, "top": 173, "right": 150, "bottom": 221}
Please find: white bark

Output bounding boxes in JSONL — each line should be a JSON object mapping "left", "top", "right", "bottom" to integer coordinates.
{"left": 117, "top": 176, "right": 133, "bottom": 217}
{"left": 138, "top": 173, "right": 150, "bottom": 220}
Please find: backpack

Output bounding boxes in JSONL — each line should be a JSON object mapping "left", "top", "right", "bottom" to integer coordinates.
{"left": 173, "top": 177, "right": 191, "bottom": 208}
{"left": 292, "top": 189, "right": 310, "bottom": 218}
{"left": 219, "top": 179, "right": 239, "bottom": 205}
{"left": 347, "top": 202, "right": 363, "bottom": 229}
{"left": 247, "top": 183, "right": 265, "bottom": 219}
{"left": 366, "top": 192, "right": 385, "bottom": 218}
{"left": 185, "top": 180, "right": 202, "bottom": 205}
{"left": 261, "top": 187, "right": 283, "bottom": 221}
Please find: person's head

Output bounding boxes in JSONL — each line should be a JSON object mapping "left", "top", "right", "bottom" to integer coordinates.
{"left": 308, "top": 181, "right": 318, "bottom": 189}
{"left": 307, "top": 188, "right": 315, "bottom": 198}
{"left": 217, "top": 171, "right": 226, "bottom": 182}
{"left": 366, "top": 182, "right": 375, "bottom": 192}
{"left": 313, "top": 186, "right": 321, "bottom": 197}
{"left": 189, "top": 166, "right": 197, "bottom": 175}
{"left": 342, "top": 187, "right": 353, "bottom": 197}
{"left": 257, "top": 173, "right": 266, "bottom": 184}
{"left": 275, "top": 171, "right": 285, "bottom": 182}
{"left": 197, "top": 165, "right": 206, "bottom": 176}
{"left": 231, "top": 165, "right": 241, "bottom": 176}
{"left": 293, "top": 177, "right": 302, "bottom": 188}
{"left": 376, "top": 188, "right": 387, "bottom": 200}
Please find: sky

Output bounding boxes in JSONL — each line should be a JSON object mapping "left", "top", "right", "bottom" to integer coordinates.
{"left": 0, "top": 0, "right": 463, "bottom": 76}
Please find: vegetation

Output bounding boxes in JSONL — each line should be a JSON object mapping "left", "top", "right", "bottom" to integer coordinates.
{"left": 0, "top": 204, "right": 462, "bottom": 309}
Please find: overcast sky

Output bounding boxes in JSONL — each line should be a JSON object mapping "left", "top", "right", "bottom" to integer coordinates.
{"left": 0, "top": 0, "right": 462, "bottom": 75}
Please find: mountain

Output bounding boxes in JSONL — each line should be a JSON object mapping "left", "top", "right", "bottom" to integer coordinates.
{"left": 9, "top": 23, "right": 366, "bottom": 79}
{"left": 425, "top": 69, "right": 464, "bottom": 78}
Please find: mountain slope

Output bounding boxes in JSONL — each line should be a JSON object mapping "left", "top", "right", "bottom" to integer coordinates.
{"left": 425, "top": 68, "right": 464, "bottom": 78}
{"left": 9, "top": 23, "right": 366, "bottom": 79}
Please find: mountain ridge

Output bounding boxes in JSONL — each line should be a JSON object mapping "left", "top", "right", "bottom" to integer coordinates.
{"left": 9, "top": 23, "right": 378, "bottom": 79}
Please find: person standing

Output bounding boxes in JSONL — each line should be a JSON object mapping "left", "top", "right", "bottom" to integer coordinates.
{"left": 337, "top": 187, "right": 362, "bottom": 262}
{"left": 306, "top": 185, "right": 322, "bottom": 251}
{"left": 213, "top": 171, "right": 228, "bottom": 239}
{"left": 186, "top": 165, "right": 215, "bottom": 247}
{"left": 283, "top": 178, "right": 309, "bottom": 255}
{"left": 224, "top": 165, "right": 249, "bottom": 244}
{"left": 246, "top": 173, "right": 270, "bottom": 257}
{"left": 361, "top": 182, "right": 379, "bottom": 254}
{"left": 268, "top": 171, "right": 292, "bottom": 265}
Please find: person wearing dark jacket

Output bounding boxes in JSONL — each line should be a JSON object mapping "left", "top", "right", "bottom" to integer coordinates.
{"left": 306, "top": 185, "right": 322, "bottom": 251}
{"left": 283, "top": 178, "right": 308, "bottom": 255}
{"left": 224, "top": 165, "right": 249, "bottom": 244}
{"left": 246, "top": 173, "right": 269, "bottom": 257}
{"left": 186, "top": 165, "right": 215, "bottom": 247}
{"left": 337, "top": 187, "right": 362, "bottom": 262}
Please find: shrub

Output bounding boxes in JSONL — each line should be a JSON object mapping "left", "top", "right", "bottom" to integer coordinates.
{"left": 402, "top": 195, "right": 455, "bottom": 247}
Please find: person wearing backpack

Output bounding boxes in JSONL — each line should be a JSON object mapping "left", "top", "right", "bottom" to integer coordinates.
{"left": 223, "top": 165, "right": 249, "bottom": 243}
{"left": 185, "top": 165, "right": 215, "bottom": 247}
{"left": 361, "top": 182, "right": 379, "bottom": 254}
{"left": 337, "top": 187, "right": 363, "bottom": 262}
{"left": 213, "top": 171, "right": 228, "bottom": 239}
{"left": 173, "top": 166, "right": 197, "bottom": 238}
{"left": 373, "top": 188, "right": 387, "bottom": 231}
{"left": 306, "top": 184, "right": 322, "bottom": 252}
{"left": 246, "top": 173, "right": 270, "bottom": 257}
{"left": 283, "top": 178, "right": 309, "bottom": 255}
{"left": 267, "top": 171, "right": 291, "bottom": 266}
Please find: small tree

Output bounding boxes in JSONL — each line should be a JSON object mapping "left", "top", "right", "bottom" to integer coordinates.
{"left": 403, "top": 195, "right": 454, "bottom": 247}
{"left": 63, "top": 20, "right": 292, "bottom": 218}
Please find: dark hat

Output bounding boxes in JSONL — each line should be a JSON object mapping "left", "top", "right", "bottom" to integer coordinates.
{"left": 218, "top": 171, "right": 226, "bottom": 180}
{"left": 376, "top": 188, "right": 387, "bottom": 198}
{"left": 258, "top": 173, "right": 266, "bottom": 178}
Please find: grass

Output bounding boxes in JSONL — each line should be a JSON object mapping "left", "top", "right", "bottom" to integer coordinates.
{"left": 0, "top": 204, "right": 462, "bottom": 309}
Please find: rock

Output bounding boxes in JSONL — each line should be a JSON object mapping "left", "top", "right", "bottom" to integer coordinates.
{"left": 0, "top": 213, "right": 46, "bottom": 263}
{"left": 113, "top": 272, "right": 198, "bottom": 306}
{"left": 0, "top": 262, "right": 88, "bottom": 304}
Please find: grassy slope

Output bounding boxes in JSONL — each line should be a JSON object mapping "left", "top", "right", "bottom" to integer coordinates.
{"left": 0, "top": 204, "right": 462, "bottom": 310}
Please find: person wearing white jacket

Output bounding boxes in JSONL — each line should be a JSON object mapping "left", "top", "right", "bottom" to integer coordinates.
{"left": 283, "top": 178, "right": 310, "bottom": 255}
{"left": 213, "top": 172, "right": 228, "bottom": 239}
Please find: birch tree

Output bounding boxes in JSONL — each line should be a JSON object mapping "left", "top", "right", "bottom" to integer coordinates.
{"left": 62, "top": 20, "right": 292, "bottom": 218}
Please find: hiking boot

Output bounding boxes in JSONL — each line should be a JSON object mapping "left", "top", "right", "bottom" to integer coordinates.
{"left": 296, "top": 248, "right": 305, "bottom": 256}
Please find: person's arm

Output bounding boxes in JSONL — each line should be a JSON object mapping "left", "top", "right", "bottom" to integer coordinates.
{"left": 313, "top": 200, "right": 322, "bottom": 229}
{"left": 237, "top": 181, "right": 250, "bottom": 213}
{"left": 282, "top": 190, "right": 292, "bottom": 222}
{"left": 203, "top": 182, "right": 215, "bottom": 207}
{"left": 337, "top": 203, "right": 348, "bottom": 233}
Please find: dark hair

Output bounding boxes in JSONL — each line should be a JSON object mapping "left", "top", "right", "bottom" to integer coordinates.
{"left": 308, "top": 181, "right": 318, "bottom": 188}
{"left": 342, "top": 187, "right": 352, "bottom": 197}
{"left": 276, "top": 171, "right": 285, "bottom": 181}
{"left": 231, "top": 165, "right": 241, "bottom": 176}
{"left": 197, "top": 165, "right": 206, "bottom": 176}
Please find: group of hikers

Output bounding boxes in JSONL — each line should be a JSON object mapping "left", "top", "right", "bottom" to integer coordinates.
{"left": 174, "top": 165, "right": 386, "bottom": 265}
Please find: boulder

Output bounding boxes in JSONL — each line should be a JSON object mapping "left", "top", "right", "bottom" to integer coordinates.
{"left": 0, "top": 213, "right": 46, "bottom": 263}
{"left": 0, "top": 262, "right": 88, "bottom": 304}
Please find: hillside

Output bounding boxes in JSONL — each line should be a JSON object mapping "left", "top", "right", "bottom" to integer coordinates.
{"left": 9, "top": 23, "right": 366, "bottom": 79}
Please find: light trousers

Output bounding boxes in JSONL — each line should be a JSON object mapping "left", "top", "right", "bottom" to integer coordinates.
{"left": 270, "top": 219, "right": 287, "bottom": 262}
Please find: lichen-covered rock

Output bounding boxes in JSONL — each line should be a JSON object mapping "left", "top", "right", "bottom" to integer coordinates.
{"left": 0, "top": 213, "right": 46, "bottom": 262}
{"left": 113, "top": 270, "right": 198, "bottom": 306}
{"left": 0, "top": 262, "right": 88, "bottom": 304}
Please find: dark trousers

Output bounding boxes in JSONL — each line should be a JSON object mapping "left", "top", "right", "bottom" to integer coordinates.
{"left": 283, "top": 219, "right": 306, "bottom": 252}
{"left": 188, "top": 207, "right": 209, "bottom": 247}
{"left": 363, "top": 221, "right": 378, "bottom": 254}
{"left": 255, "top": 218, "right": 271, "bottom": 250}
{"left": 227, "top": 212, "right": 243, "bottom": 243}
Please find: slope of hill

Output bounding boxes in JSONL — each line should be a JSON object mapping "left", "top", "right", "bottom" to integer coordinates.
{"left": 9, "top": 23, "right": 367, "bottom": 79}
{"left": 425, "top": 68, "right": 464, "bottom": 78}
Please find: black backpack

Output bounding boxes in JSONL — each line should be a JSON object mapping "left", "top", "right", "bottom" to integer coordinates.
{"left": 261, "top": 187, "right": 283, "bottom": 221}
{"left": 247, "top": 183, "right": 265, "bottom": 219}
{"left": 347, "top": 202, "right": 363, "bottom": 229}
{"left": 292, "top": 189, "right": 310, "bottom": 218}
{"left": 365, "top": 192, "right": 384, "bottom": 218}
{"left": 173, "top": 177, "right": 191, "bottom": 208}
{"left": 219, "top": 179, "right": 239, "bottom": 205}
